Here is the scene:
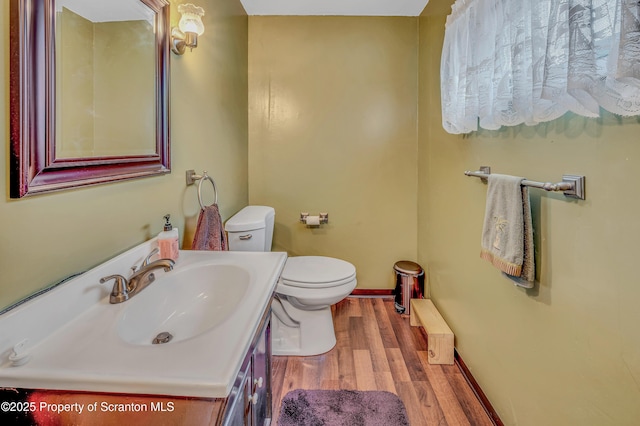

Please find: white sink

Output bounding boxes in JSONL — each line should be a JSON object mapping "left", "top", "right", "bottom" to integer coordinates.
{"left": 0, "top": 241, "right": 287, "bottom": 398}
{"left": 117, "top": 264, "right": 250, "bottom": 345}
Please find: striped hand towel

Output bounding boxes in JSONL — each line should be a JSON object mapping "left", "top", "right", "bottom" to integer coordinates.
{"left": 480, "top": 174, "right": 534, "bottom": 288}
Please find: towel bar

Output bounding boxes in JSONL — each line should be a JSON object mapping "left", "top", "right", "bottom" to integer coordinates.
{"left": 464, "top": 166, "right": 585, "bottom": 200}
{"left": 186, "top": 170, "right": 218, "bottom": 209}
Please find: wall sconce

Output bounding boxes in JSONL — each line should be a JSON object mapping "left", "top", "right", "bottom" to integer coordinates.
{"left": 171, "top": 3, "right": 205, "bottom": 55}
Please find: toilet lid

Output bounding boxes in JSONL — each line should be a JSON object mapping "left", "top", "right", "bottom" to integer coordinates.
{"left": 281, "top": 256, "right": 356, "bottom": 289}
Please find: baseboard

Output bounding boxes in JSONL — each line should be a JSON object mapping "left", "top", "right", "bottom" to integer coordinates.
{"left": 350, "top": 289, "right": 394, "bottom": 296}
{"left": 454, "top": 349, "right": 504, "bottom": 426}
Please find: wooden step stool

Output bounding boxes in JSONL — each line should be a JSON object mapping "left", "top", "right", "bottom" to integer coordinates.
{"left": 410, "top": 299, "right": 454, "bottom": 365}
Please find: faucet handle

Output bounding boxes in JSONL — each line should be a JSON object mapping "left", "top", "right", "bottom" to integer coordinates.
{"left": 100, "top": 274, "right": 129, "bottom": 304}
{"left": 131, "top": 248, "right": 159, "bottom": 274}
{"left": 142, "top": 248, "right": 160, "bottom": 268}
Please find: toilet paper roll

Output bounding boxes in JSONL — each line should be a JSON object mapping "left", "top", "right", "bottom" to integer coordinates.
{"left": 305, "top": 215, "right": 321, "bottom": 226}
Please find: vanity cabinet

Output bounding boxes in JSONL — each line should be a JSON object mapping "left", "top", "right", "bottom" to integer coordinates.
{"left": 222, "top": 305, "right": 272, "bottom": 426}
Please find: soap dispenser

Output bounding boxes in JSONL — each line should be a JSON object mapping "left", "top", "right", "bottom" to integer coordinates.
{"left": 158, "top": 214, "right": 179, "bottom": 261}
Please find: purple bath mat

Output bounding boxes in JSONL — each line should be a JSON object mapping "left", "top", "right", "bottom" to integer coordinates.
{"left": 278, "top": 389, "right": 410, "bottom": 426}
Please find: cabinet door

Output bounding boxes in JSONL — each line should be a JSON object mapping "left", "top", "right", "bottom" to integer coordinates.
{"left": 251, "top": 318, "right": 271, "bottom": 426}
{"left": 224, "top": 363, "right": 252, "bottom": 426}
{"left": 222, "top": 308, "right": 272, "bottom": 426}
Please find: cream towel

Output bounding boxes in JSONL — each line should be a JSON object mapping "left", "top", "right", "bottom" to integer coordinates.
{"left": 191, "top": 204, "right": 228, "bottom": 251}
{"left": 480, "top": 174, "right": 535, "bottom": 288}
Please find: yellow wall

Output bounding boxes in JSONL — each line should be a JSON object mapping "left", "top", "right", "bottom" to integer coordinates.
{"left": 57, "top": 11, "right": 156, "bottom": 158}
{"left": 0, "top": 0, "right": 249, "bottom": 310}
{"left": 57, "top": 8, "right": 95, "bottom": 157}
{"left": 93, "top": 20, "right": 156, "bottom": 156}
{"left": 248, "top": 17, "right": 418, "bottom": 289}
{"left": 419, "top": 2, "right": 640, "bottom": 425}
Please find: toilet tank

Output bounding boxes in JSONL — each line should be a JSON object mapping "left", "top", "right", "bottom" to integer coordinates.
{"left": 225, "top": 206, "right": 275, "bottom": 252}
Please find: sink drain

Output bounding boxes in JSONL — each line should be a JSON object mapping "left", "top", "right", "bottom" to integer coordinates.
{"left": 152, "top": 332, "right": 173, "bottom": 344}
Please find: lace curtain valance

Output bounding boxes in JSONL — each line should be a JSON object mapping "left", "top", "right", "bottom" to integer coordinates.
{"left": 440, "top": 0, "right": 640, "bottom": 134}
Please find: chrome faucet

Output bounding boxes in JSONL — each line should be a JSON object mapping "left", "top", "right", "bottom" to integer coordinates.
{"left": 100, "top": 255, "right": 175, "bottom": 304}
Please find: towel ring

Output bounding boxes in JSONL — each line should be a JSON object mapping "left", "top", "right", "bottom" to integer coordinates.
{"left": 197, "top": 171, "right": 218, "bottom": 210}
{"left": 185, "top": 169, "right": 219, "bottom": 209}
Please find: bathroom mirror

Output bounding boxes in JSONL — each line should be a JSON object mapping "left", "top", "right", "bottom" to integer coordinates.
{"left": 9, "top": 0, "right": 170, "bottom": 198}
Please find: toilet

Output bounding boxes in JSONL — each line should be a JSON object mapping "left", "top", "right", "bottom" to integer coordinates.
{"left": 225, "top": 206, "right": 357, "bottom": 356}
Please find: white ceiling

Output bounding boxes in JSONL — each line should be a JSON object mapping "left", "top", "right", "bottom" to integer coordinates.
{"left": 240, "top": 0, "right": 431, "bottom": 16}
{"left": 57, "top": 0, "right": 154, "bottom": 23}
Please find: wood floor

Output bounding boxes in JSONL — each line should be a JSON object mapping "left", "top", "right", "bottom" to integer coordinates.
{"left": 271, "top": 297, "right": 494, "bottom": 426}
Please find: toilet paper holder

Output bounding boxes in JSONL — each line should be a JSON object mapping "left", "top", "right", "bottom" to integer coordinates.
{"left": 300, "top": 212, "right": 329, "bottom": 228}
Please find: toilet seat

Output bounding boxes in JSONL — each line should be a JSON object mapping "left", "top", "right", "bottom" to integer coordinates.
{"left": 280, "top": 256, "right": 356, "bottom": 289}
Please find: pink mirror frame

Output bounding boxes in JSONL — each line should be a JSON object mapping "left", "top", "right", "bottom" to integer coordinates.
{"left": 9, "top": 0, "right": 171, "bottom": 198}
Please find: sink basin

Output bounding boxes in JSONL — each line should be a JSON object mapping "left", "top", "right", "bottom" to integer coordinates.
{"left": 117, "top": 264, "right": 250, "bottom": 345}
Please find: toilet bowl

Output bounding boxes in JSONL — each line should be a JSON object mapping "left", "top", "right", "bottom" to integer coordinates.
{"left": 273, "top": 256, "right": 357, "bottom": 356}
{"left": 225, "top": 206, "right": 357, "bottom": 356}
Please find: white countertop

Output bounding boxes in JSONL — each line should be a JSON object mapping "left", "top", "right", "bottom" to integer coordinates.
{"left": 0, "top": 241, "right": 287, "bottom": 398}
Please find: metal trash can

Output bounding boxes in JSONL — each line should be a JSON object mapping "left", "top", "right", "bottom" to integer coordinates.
{"left": 394, "top": 261, "right": 424, "bottom": 315}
